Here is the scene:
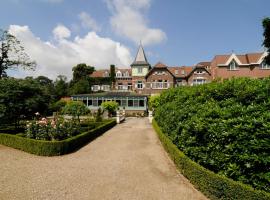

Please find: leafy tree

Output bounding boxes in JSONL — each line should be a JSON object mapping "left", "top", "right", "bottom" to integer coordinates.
{"left": 0, "top": 29, "right": 36, "bottom": 79}
{"left": 69, "top": 78, "right": 90, "bottom": 95}
{"left": 0, "top": 77, "right": 49, "bottom": 126}
{"left": 54, "top": 75, "right": 68, "bottom": 99}
{"left": 148, "top": 95, "right": 160, "bottom": 111}
{"left": 101, "top": 101, "right": 118, "bottom": 117}
{"left": 49, "top": 99, "right": 67, "bottom": 113}
{"left": 62, "top": 101, "right": 89, "bottom": 122}
{"left": 262, "top": 18, "right": 270, "bottom": 65}
{"left": 72, "top": 63, "right": 94, "bottom": 82}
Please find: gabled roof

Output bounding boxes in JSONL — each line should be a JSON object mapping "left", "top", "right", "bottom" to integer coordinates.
{"left": 90, "top": 69, "right": 110, "bottom": 78}
{"left": 131, "top": 44, "right": 150, "bottom": 66}
{"left": 214, "top": 52, "right": 265, "bottom": 66}
{"left": 168, "top": 66, "right": 193, "bottom": 78}
{"left": 153, "top": 62, "right": 167, "bottom": 68}
{"left": 196, "top": 62, "right": 211, "bottom": 67}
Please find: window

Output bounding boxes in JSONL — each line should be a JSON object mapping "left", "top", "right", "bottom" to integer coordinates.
{"left": 83, "top": 100, "right": 87, "bottom": 105}
{"left": 138, "top": 67, "right": 143, "bottom": 73}
{"left": 229, "top": 60, "right": 238, "bottom": 70}
{"left": 101, "top": 85, "right": 110, "bottom": 91}
{"left": 261, "top": 60, "right": 270, "bottom": 69}
{"left": 175, "top": 70, "right": 178, "bottom": 75}
{"left": 122, "top": 99, "right": 127, "bottom": 107}
{"left": 137, "top": 81, "right": 143, "bottom": 89}
{"left": 151, "top": 80, "right": 168, "bottom": 89}
{"left": 88, "top": 99, "right": 93, "bottom": 106}
{"left": 116, "top": 100, "right": 121, "bottom": 106}
{"left": 128, "top": 100, "right": 133, "bottom": 107}
{"left": 98, "top": 99, "right": 103, "bottom": 106}
{"left": 93, "top": 99, "right": 98, "bottom": 107}
{"left": 134, "top": 99, "right": 139, "bottom": 107}
{"left": 195, "top": 69, "right": 204, "bottom": 74}
{"left": 117, "top": 83, "right": 123, "bottom": 90}
{"left": 116, "top": 71, "right": 122, "bottom": 77}
{"left": 193, "top": 79, "right": 206, "bottom": 85}
{"left": 92, "top": 85, "right": 100, "bottom": 91}
{"left": 181, "top": 70, "right": 185, "bottom": 75}
{"left": 103, "top": 71, "right": 109, "bottom": 77}
{"left": 124, "top": 71, "right": 129, "bottom": 77}
{"left": 128, "top": 83, "right": 132, "bottom": 90}
{"left": 139, "top": 100, "right": 145, "bottom": 107}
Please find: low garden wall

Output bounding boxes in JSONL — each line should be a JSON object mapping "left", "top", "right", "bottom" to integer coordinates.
{"left": 0, "top": 119, "right": 116, "bottom": 156}
{"left": 152, "top": 119, "right": 270, "bottom": 200}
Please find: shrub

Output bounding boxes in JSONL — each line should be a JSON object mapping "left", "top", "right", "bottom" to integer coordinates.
{"left": 0, "top": 119, "right": 116, "bottom": 156}
{"left": 101, "top": 101, "right": 118, "bottom": 116}
{"left": 154, "top": 78, "right": 270, "bottom": 192}
{"left": 62, "top": 101, "right": 89, "bottom": 122}
{"left": 153, "top": 119, "right": 270, "bottom": 200}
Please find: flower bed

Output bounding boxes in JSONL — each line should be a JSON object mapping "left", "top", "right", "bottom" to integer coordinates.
{"left": 0, "top": 119, "right": 116, "bottom": 156}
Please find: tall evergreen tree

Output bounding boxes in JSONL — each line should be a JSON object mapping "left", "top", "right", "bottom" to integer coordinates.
{"left": 262, "top": 17, "right": 270, "bottom": 64}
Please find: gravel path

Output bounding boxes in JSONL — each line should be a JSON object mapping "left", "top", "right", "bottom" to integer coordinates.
{"left": 0, "top": 118, "right": 208, "bottom": 200}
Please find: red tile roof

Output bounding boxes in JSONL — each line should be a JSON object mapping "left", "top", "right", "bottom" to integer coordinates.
{"left": 153, "top": 62, "right": 167, "bottom": 68}
{"left": 168, "top": 66, "right": 193, "bottom": 78}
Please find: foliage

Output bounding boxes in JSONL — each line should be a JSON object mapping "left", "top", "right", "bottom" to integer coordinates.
{"left": 72, "top": 63, "right": 94, "bottom": 82}
{"left": 62, "top": 101, "right": 89, "bottom": 122}
{"left": 153, "top": 120, "right": 270, "bottom": 200}
{"left": 154, "top": 78, "right": 270, "bottom": 192}
{"left": 0, "top": 119, "right": 116, "bottom": 156}
{"left": 262, "top": 17, "right": 270, "bottom": 65}
{"left": 54, "top": 75, "right": 68, "bottom": 99}
{"left": 101, "top": 101, "right": 118, "bottom": 116}
{"left": 49, "top": 99, "right": 67, "bottom": 113}
{"left": 0, "top": 77, "right": 50, "bottom": 126}
{"left": 0, "top": 29, "right": 36, "bottom": 78}
{"left": 69, "top": 78, "right": 91, "bottom": 95}
{"left": 25, "top": 117, "right": 81, "bottom": 141}
{"left": 95, "top": 108, "right": 103, "bottom": 122}
{"left": 110, "top": 64, "right": 116, "bottom": 82}
{"left": 148, "top": 94, "right": 160, "bottom": 111}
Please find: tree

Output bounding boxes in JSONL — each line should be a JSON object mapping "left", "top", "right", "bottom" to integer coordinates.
{"left": 0, "top": 29, "right": 36, "bottom": 79}
{"left": 0, "top": 77, "right": 49, "bottom": 126}
{"left": 262, "top": 17, "right": 270, "bottom": 65}
{"left": 110, "top": 64, "right": 116, "bottom": 89}
{"left": 54, "top": 75, "right": 68, "bottom": 99}
{"left": 62, "top": 101, "right": 88, "bottom": 123}
{"left": 69, "top": 78, "right": 90, "bottom": 95}
{"left": 101, "top": 101, "right": 118, "bottom": 117}
{"left": 72, "top": 63, "right": 94, "bottom": 82}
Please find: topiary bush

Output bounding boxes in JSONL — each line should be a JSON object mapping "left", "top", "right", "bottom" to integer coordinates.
{"left": 154, "top": 77, "right": 270, "bottom": 193}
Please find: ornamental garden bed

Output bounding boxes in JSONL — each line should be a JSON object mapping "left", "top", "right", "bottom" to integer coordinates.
{"left": 0, "top": 118, "right": 116, "bottom": 156}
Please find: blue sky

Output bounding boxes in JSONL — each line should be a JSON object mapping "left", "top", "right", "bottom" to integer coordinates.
{"left": 1, "top": 0, "right": 269, "bottom": 79}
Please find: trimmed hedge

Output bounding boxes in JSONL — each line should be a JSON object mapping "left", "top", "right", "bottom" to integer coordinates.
{"left": 0, "top": 119, "right": 116, "bottom": 156}
{"left": 152, "top": 119, "right": 270, "bottom": 200}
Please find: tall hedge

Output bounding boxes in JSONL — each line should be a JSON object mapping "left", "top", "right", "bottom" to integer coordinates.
{"left": 153, "top": 120, "right": 270, "bottom": 200}
{"left": 0, "top": 119, "right": 116, "bottom": 156}
{"left": 154, "top": 78, "right": 270, "bottom": 193}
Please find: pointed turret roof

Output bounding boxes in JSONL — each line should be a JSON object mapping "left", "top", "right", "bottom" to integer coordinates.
{"left": 131, "top": 44, "right": 150, "bottom": 66}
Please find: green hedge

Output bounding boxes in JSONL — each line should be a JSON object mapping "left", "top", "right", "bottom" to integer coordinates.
{"left": 0, "top": 119, "right": 116, "bottom": 156}
{"left": 152, "top": 119, "right": 270, "bottom": 200}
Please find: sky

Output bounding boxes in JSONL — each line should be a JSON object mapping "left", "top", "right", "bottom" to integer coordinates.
{"left": 1, "top": 0, "right": 270, "bottom": 79}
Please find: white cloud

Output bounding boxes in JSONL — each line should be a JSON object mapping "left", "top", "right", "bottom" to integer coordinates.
{"left": 106, "top": 0, "right": 166, "bottom": 46}
{"left": 8, "top": 25, "right": 132, "bottom": 80}
{"left": 53, "top": 24, "right": 71, "bottom": 40}
{"left": 79, "top": 12, "right": 101, "bottom": 32}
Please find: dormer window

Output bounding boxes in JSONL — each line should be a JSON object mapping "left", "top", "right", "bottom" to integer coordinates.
{"left": 229, "top": 60, "right": 238, "bottom": 70}
{"left": 175, "top": 70, "right": 178, "bottom": 75}
{"left": 138, "top": 67, "right": 142, "bottom": 73}
{"left": 261, "top": 59, "right": 270, "bottom": 69}
{"left": 195, "top": 69, "right": 204, "bottom": 74}
{"left": 103, "top": 71, "right": 109, "bottom": 77}
{"left": 181, "top": 70, "right": 185, "bottom": 75}
{"left": 124, "top": 71, "right": 129, "bottom": 77}
{"left": 116, "top": 71, "right": 122, "bottom": 77}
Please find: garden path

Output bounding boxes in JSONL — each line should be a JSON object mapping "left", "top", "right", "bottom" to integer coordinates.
{"left": 0, "top": 118, "right": 208, "bottom": 200}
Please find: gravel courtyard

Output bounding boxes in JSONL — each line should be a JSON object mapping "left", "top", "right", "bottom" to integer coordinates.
{"left": 0, "top": 118, "right": 208, "bottom": 200}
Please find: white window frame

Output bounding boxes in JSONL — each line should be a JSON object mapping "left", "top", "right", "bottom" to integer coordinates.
{"left": 192, "top": 79, "right": 206, "bottom": 86}
{"left": 92, "top": 85, "right": 100, "bottom": 91}
{"left": 138, "top": 67, "right": 143, "bottom": 74}
{"left": 229, "top": 60, "right": 238, "bottom": 70}
{"left": 137, "top": 81, "right": 143, "bottom": 89}
{"left": 116, "top": 71, "right": 122, "bottom": 77}
{"left": 261, "top": 60, "right": 270, "bottom": 69}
